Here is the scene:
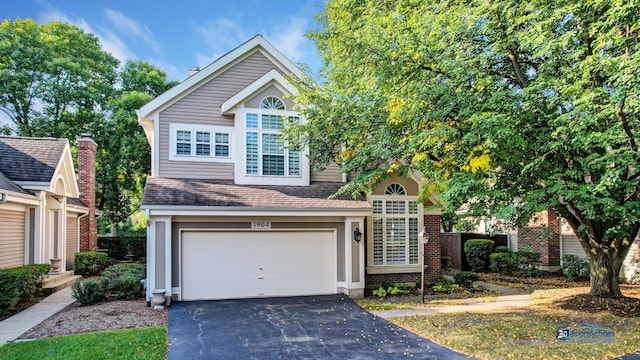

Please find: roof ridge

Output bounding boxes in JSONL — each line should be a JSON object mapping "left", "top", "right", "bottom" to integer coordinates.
{"left": 0, "top": 135, "right": 67, "bottom": 142}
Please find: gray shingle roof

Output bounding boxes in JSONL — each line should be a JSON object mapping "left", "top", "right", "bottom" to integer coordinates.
{"left": 0, "top": 170, "right": 30, "bottom": 194}
{"left": 0, "top": 136, "right": 67, "bottom": 183}
{"left": 142, "top": 177, "right": 371, "bottom": 210}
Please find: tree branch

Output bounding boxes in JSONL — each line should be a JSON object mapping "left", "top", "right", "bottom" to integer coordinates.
{"left": 616, "top": 97, "right": 637, "bottom": 152}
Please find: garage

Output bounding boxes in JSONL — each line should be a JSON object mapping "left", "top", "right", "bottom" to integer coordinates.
{"left": 181, "top": 230, "right": 335, "bottom": 300}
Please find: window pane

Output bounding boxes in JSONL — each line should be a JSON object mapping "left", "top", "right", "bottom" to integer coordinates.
{"left": 260, "top": 96, "right": 285, "bottom": 110}
{"left": 262, "top": 134, "right": 284, "bottom": 154}
{"left": 215, "top": 133, "right": 229, "bottom": 144}
{"left": 196, "top": 143, "right": 210, "bottom": 156}
{"left": 246, "top": 132, "right": 258, "bottom": 175}
{"left": 262, "top": 155, "right": 284, "bottom": 175}
{"left": 246, "top": 113, "right": 258, "bottom": 128}
{"left": 373, "top": 200, "right": 383, "bottom": 214}
{"left": 386, "top": 200, "right": 406, "bottom": 214}
{"left": 373, "top": 218, "right": 383, "bottom": 266}
{"left": 288, "top": 116, "right": 299, "bottom": 125}
{"left": 409, "top": 218, "right": 419, "bottom": 264}
{"left": 409, "top": 201, "right": 418, "bottom": 214}
{"left": 196, "top": 131, "right": 210, "bottom": 143}
{"left": 288, "top": 151, "right": 300, "bottom": 176}
{"left": 386, "top": 218, "right": 406, "bottom": 265}
{"left": 261, "top": 114, "right": 284, "bottom": 130}
{"left": 195, "top": 131, "right": 210, "bottom": 156}
{"left": 176, "top": 130, "right": 191, "bottom": 155}
{"left": 215, "top": 132, "right": 229, "bottom": 157}
{"left": 215, "top": 145, "right": 229, "bottom": 157}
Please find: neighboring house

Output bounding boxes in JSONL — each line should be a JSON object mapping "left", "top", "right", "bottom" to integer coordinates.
{"left": 137, "top": 35, "right": 442, "bottom": 304}
{"left": 0, "top": 135, "right": 98, "bottom": 272}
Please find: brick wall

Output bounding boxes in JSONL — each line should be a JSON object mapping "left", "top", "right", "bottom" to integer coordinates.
{"left": 365, "top": 214, "right": 442, "bottom": 287}
{"left": 517, "top": 210, "right": 560, "bottom": 268}
{"left": 78, "top": 134, "right": 97, "bottom": 252}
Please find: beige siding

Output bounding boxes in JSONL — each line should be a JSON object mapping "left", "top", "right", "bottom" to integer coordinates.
{"left": 372, "top": 175, "right": 419, "bottom": 195}
{"left": 622, "top": 236, "right": 640, "bottom": 280}
{"left": 158, "top": 51, "right": 280, "bottom": 179}
{"left": 561, "top": 235, "right": 587, "bottom": 259}
{"left": 0, "top": 209, "right": 25, "bottom": 269}
{"left": 311, "top": 162, "right": 344, "bottom": 183}
{"left": 66, "top": 216, "right": 78, "bottom": 270}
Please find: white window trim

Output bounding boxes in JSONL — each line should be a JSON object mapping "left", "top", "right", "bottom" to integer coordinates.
{"left": 367, "top": 193, "right": 423, "bottom": 269}
{"left": 169, "top": 123, "right": 233, "bottom": 163}
{"left": 234, "top": 108, "right": 309, "bottom": 186}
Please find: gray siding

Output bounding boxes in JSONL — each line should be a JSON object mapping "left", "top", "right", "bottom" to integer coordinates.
{"left": 155, "top": 222, "right": 166, "bottom": 289}
{"left": 158, "top": 51, "right": 282, "bottom": 179}
{"left": 311, "top": 162, "right": 344, "bottom": 183}
{"left": 66, "top": 216, "right": 78, "bottom": 270}
{"left": 0, "top": 209, "right": 25, "bottom": 269}
{"left": 245, "top": 85, "right": 294, "bottom": 110}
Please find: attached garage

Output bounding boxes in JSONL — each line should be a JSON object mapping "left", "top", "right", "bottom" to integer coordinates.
{"left": 181, "top": 230, "right": 336, "bottom": 300}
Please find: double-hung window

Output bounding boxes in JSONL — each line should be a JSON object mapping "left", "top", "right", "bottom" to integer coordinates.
{"left": 370, "top": 184, "right": 421, "bottom": 267}
{"left": 244, "top": 97, "right": 300, "bottom": 177}
{"left": 170, "top": 124, "right": 231, "bottom": 161}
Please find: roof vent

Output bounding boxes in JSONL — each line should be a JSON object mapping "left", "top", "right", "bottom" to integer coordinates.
{"left": 189, "top": 67, "right": 200, "bottom": 76}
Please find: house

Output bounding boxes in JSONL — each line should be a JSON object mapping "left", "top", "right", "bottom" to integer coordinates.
{"left": 137, "top": 35, "right": 442, "bottom": 304}
{"left": 0, "top": 134, "right": 98, "bottom": 273}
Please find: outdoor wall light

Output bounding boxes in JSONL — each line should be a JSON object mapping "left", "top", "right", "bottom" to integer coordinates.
{"left": 353, "top": 228, "right": 362, "bottom": 242}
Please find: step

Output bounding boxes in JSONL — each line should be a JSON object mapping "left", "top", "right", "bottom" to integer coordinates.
{"left": 42, "top": 270, "right": 75, "bottom": 288}
{"left": 43, "top": 274, "right": 82, "bottom": 293}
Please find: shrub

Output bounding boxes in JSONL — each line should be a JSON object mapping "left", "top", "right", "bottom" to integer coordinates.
{"left": 464, "top": 239, "right": 495, "bottom": 272}
{"left": 441, "top": 256, "right": 453, "bottom": 270}
{"left": 372, "top": 287, "right": 388, "bottom": 297}
{"left": 0, "top": 264, "right": 51, "bottom": 315}
{"left": 102, "top": 263, "right": 146, "bottom": 300}
{"left": 454, "top": 271, "right": 479, "bottom": 285}
{"left": 74, "top": 252, "right": 111, "bottom": 276}
{"left": 72, "top": 277, "right": 108, "bottom": 305}
{"left": 494, "top": 246, "right": 510, "bottom": 253}
{"left": 562, "top": 254, "right": 590, "bottom": 281}
{"left": 515, "top": 250, "right": 542, "bottom": 276}
{"left": 489, "top": 252, "right": 518, "bottom": 275}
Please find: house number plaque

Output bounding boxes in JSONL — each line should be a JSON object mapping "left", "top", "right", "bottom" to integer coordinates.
{"left": 251, "top": 220, "right": 271, "bottom": 229}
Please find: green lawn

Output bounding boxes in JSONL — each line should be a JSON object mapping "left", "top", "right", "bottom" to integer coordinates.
{"left": 391, "top": 287, "right": 640, "bottom": 360}
{"left": 0, "top": 326, "right": 166, "bottom": 360}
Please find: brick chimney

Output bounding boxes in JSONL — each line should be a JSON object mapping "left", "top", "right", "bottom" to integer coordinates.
{"left": 78, "top": 134, "right": 98, "bottom": 252}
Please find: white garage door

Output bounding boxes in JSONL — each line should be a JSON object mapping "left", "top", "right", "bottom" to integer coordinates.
{"left": 181, "top": 231, "right": 335, "bottom": 300}
{"left": 561, "top": 235, "right": 587, "bottom": 259}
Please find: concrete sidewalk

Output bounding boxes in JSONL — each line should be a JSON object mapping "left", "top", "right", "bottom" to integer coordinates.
{"left": 371, "top": 293, "right": 532, "bottom": 319}
{"left": 0, "top": 287, "right": 75, "bottom": 345}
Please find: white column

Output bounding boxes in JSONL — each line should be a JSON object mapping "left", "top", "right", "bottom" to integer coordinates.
{"left": 164, "top": 217, "right": 172, "bottom": 301}
{"left": 146, "top": 216, "right": 155, "bottom": 302}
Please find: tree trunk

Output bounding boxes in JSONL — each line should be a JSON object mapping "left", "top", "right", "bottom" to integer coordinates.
{"left": 588, "top": 251, "right": 623, "bottom": 298}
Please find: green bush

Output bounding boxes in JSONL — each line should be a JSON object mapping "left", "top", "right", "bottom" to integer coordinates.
{"left": 454, "top": 271, "right": 479, "bottom": 285}
{"left": 0, "top": 264, "right": 51, "bottom": 315}
{"left": 74, "top": 252, "right": 111, "bottom": 276}
{"left": 494, "top": 245, "right": 510, "bottom": 253}
{"left": 72, "top": 277, "right": 108, "bottom": 306}
{"left": 489, "top": 252, "right": 518, "bottom": 275}
{"left": 464, "top": 239, "right": 495, "bottom": 272}
{"left": 441, "top": 256, "right": 453, "bottom": 270}
{"left": 102, "top": 263, "right": 146, "bottom": 300}
{"left": 372, "top": 286, "right": 388, "bottom": 297}
{"left": 515, "top": 250, "right": 542, "bottom": 276}
{"left": 562, "top": 254, "right": 590, "bottom": 281}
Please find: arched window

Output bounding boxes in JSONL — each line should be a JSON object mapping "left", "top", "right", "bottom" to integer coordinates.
{"left": 384, "top": 183, "right": 407, "bottom": 195}
{"left": 259, "top": 96, "right": 285, "bottom": 110}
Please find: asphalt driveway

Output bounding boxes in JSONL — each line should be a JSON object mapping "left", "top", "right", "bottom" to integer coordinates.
{"left": 167, "top": 295, "right": 473, "bottom": 359}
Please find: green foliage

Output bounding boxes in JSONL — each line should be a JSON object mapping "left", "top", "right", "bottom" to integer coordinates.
{"left": 489, "top": 252, "right": 518, "bottom": 275}
{"left": 372, "top": 287, "right": 387, "bottom": 298}
{"left": 372, "top": 284, "right": 411, "bottom": 298}
{"left": 454, "top": 271, "right": 479, "bottom": 285}
{"left": 441, "top": 256, "right": 453, "bottom": 270}
{"left": 98, "top": 237, "right": 145, "bottom": 261}
{"left": 0, "top": 264, "right": 51, "bottom": 314}
{"left": 71, "top": 277, "right": 108, "bottom": 306}
{"left": 515, "top": 250, "right": 542, "bottom": 277}
{"left": 295, "top": 0, "right": 640, "bottom": 298}
{"left": 464, "top": 240, "right": 494, "bottom": 272}
{"left": 74, "top": 252, "right": 111, "bottom": 277}
{"left": 494, "top": 246, "right": 510, "bottom": 253}
{"left": 433, "top": 281, "right": 462, "bottom": 293}
{"left": 103, "top": 263, "right": 145, "bottom": 300}
{"left": 562, "top": 255, "right": 590, "bottom": 281}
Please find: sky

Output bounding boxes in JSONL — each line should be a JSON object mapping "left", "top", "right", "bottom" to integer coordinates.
{"left": 3, "top": 0, "right": 326, "bottom": 82}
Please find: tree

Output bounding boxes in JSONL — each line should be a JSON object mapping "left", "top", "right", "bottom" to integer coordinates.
{"left": 291, "top": 0, "right": 640, "bottom": 297}
{"left": 96, "top": 60, "right": 177, "bottom": 224}
{"left": 0, "top": 19, "right": 118, "bottom": 137}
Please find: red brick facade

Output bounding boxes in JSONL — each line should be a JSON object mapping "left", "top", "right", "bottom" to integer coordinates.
{"left": 78, "top": 134, "right": 97, "bottom": 252}
{"left": 365, "top": 214, "right": 442, "bottom": 287}
{"left": 517, "top": 210, "right": 560, "bottom": 269}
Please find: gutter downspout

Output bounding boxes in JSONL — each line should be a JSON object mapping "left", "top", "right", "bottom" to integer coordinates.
{"left": 0, "top": 193, "right": 7, "bottom": 204}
